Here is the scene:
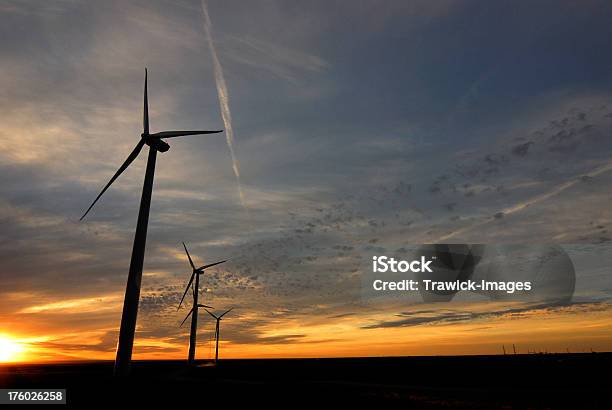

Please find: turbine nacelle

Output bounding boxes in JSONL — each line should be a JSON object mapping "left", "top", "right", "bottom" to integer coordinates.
{"left": 205, "top": 307, "right": 233, "bottom": 321}
{"left": 141, "top": 134, "right": 170, "bottom": 152}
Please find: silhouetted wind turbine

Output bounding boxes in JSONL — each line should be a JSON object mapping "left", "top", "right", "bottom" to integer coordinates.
{"left": 178, "top": 242, "right": 226, "bottom": 364}
{"left": 80, "top": 69, "right": 223, "bottom": 376}
{"left": 205, "top": 308, "right": 233, "bottom": 365}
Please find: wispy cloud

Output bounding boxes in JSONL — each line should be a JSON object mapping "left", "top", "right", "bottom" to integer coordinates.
{"left": 18, "top": 294, "right": 123, "bottom": 314}
{"left": 222, "top": 36, "right": 329, "bottom": 83}
{"left": 362, "top": 301, "right": 612, "bottom": 329}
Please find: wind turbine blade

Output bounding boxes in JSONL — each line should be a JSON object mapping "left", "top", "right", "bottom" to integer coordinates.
{"left": 182, "top": 242, "right": 196, "bottom": 270}
{"left": 149, "top": 130, "right": 222, "bottom": 139}
{"left": 180, "top": 308, "right": 194, "bottom": 327}
{"left": 197, "top": 304, "right": 213, "bottom": 308}
{"left": 80, "top": 139, "right": 146, "bottom": 220}
{"left": 143, "top": 68, "right": 149, "bottom": 134}
{"left": 177, "top": 271, "right": 196, "bottom": 310}
{"left": 197, "top": 260, "right": 227, "bottom": 271}
{"left": 219, "top": 308, "right": 233, "bottom": 319}
{"left": 204, "top": 309, "right": 218, "bottom": 319}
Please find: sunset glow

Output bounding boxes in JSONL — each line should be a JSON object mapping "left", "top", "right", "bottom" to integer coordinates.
{"left": 3, "top": 300, "right": 611, "bottom": 363}
{"left": 0, "top": 335, "right": 25, "bottom": 363}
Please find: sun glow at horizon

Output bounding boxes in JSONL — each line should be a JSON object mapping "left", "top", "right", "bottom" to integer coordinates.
{"left": 0, "top": 335, "right": 26, "bottom": 363}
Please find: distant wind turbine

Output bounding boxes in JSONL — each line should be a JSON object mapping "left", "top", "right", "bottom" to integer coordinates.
{"left": 205, "top": 308, "right": 233, "bottom": 365}
{"left": 80, "top": 69, "right": 223, "bottom": 376}
{"left": 178, "top": 242, "right": 226, "bottom": 364}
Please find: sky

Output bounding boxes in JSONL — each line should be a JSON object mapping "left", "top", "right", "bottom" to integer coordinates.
{"left": 1, "top": 0, "right": 612, "bottom": 362}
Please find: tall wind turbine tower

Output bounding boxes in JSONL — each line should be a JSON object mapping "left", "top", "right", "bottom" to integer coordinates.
{"left": 80, "top": 69, "right": 223, "bottom": 376}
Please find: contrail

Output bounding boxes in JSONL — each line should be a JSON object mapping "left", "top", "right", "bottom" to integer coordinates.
{"left": 201, "top": 0, "right": 247, "bottom": 211}
{"left": 436, "top": 160, "right": 612, "bottom": 241}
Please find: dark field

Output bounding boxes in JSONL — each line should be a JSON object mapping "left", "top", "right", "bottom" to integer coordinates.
{"left": 1, "top": 354, "right": 610, "bottom": 408}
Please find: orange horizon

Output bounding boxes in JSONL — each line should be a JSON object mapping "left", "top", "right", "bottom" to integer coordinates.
{"left": 3, "top": 301, "right": 612, "bottom": 364}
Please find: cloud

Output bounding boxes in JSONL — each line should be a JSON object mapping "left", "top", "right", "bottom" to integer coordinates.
{"left": 18, "top": 294, "right": 123, "bottom": 314}
{"left": 32, "top": 330, "right": 118, "bottom": 353}
{"left": 221, "top": 36, "right": 329, "bottom": 83}
{"left": 361, "top": 301, "right": 612, "bottom": 329}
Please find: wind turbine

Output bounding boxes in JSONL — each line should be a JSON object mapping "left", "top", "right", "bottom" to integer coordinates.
{"left": 80, "top": 69, "right": 223, "bottom": 376}
{"left": 178, "top": 242, "right": 226, "bottom": 364}
{"left": 205, "top": 308, "right": 233, "bottom": 365}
